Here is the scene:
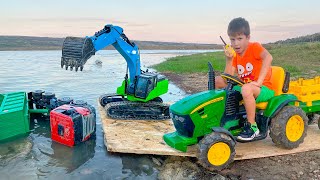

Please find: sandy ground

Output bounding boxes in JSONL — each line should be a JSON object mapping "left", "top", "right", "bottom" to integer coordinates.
{"left": 158, "top": 72, "right": 320, "bottom": 180}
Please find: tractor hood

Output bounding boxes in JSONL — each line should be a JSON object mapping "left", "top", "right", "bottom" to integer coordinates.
{"left": 170, "top": 89, "right": 226, "bottom": 115}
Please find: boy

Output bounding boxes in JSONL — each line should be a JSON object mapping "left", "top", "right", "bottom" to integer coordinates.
{"left": 217, "top": 17, "right": 274, "bottom": 141}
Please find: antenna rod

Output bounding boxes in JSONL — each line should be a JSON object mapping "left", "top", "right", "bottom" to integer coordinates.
{"left": 219, "top": 36, "right": 227, "bottom": 46}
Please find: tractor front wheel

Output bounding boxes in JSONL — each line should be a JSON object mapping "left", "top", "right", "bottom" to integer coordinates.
{"left": 197, "top": 132, "right": 236, "bottom": 171}
{"left": 269, "top": 106, "right": 308, "bottom": 149}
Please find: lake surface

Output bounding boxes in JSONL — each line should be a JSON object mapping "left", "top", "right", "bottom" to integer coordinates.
{"left": 0, "top": 50, "right": 215, "bottom": 179}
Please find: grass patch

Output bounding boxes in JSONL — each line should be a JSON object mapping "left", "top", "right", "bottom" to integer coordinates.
{"left": 153, "top": 42, "right": 320, "bottom": 78}
{"left": 152, "top": 52, "right": 226, "bottom": 74}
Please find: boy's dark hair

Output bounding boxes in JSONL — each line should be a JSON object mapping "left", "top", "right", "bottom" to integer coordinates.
{"left": 227, "top": 17, "right": 250, "bottom": 36}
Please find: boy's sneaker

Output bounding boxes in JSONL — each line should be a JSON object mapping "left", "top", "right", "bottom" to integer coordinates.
{"left": 237, "top": 122, "right": 260, "bottom": 141}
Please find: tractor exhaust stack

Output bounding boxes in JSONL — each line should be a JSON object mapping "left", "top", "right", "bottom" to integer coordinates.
{"left": 208, "top": 62, "right": 215, "bottom": 90}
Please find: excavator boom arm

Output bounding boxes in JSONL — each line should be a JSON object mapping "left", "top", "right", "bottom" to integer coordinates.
{"left": 61, "top": 24, "right": 141, "bottom": 81}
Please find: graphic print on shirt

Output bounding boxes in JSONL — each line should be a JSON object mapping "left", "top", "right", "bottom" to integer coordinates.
{"left": 237, "top": 62, "right": 254, "bottom": 83}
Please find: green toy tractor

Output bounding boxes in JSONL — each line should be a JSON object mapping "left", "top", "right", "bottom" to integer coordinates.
{"left": 163, "top": 63, "right": 320, "bottom": 171}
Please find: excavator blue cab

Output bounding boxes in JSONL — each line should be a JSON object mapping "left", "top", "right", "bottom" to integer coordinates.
{"left": 61, "top": 25, "right": 169, "bottom": 120}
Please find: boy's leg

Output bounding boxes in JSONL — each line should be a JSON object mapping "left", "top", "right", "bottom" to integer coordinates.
{"left": 215, "top": 76, "right": 227, "bottom": 89}
{"left": 241, "top": 84, "right": 261, "bottom": 124}
{"left": 237, "top": 83, "right": 261, "bottom": 141}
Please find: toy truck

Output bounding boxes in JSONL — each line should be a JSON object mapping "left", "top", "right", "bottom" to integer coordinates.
{"left": 50, "top": 101, "right": 96, "bottom": 147}
{"left": 163, "top": 63, "right": 320, "bottom": 171}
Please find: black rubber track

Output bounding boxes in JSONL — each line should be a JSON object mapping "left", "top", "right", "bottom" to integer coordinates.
{"left": 105, "top": 101, "right": 170, "bottom": 120}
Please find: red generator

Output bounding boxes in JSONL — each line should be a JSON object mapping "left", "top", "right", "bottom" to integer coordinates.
{"left": 50, "top": 103, "right": 96, "bottom": 147}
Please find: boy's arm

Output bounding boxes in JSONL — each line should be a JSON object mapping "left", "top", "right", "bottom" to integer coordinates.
{"left": 224, "top": 59, "right": 236, "bottom": 76}
{"left": 252, "top": 49, "right": 273, "bottom": 87}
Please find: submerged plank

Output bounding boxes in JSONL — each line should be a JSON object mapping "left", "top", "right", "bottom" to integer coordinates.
{"left": 99, "top": 103, "right": 320, "bottom": 160}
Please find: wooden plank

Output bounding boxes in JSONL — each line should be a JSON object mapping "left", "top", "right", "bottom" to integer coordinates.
{"left": 235, "top": 125, "right": 320, "bottom": 160}
{"left": 99, "top": 103, "right": 320, "bottom": 160}
{"left": 99, "top": 104, "right": 197, "bottom": 156}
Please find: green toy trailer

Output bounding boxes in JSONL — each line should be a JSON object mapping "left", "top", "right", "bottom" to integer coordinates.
{"left": 0, "top": 90, "right": 67, "bottom": 141}
{"left": 0, "top": 92, "right": 30, "bottom": 141}
{"left": 164, "top": 63, "right": 320, "bottom": 171}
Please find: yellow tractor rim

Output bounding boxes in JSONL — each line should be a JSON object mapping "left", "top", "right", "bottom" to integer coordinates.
{"left": 286, "top": 115, "right": 305, "bottom": 142}
{"left": 207, "top": 142, "right": 231, "bottom": 166}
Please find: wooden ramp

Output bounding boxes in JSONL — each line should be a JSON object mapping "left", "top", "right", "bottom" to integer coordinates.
{"left": 99, "top": 104, "right": 320, "bottom": 160}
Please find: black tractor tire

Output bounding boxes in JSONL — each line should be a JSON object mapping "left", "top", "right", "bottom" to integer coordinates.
{"left": 58, "top": 97, "right": 73, "bottom": 106}
{"left": 269, "top": 106, "right": 308, "bottom": 149}
{"left": 197, "top": 132, "right": 236, "bottom": 171}
{"left": 318, "top": 117, "right": 320, "bottom": 129}
{"left": 32, "top": 90, "right": 44, "bottom": 101}
{"left": 43, "top": 92, "right": 55, "bottom": 99}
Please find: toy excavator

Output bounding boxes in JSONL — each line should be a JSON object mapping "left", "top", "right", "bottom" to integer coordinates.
{"left": 61, "top": 24, "right": 169, "bottom": 120}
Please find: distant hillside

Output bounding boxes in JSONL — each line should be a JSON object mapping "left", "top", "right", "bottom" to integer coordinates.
{"left": 0, "top": 36, "right": 219, "bottom": 51}
{"left": 271, "top": 33, "right": 320, "bottom": 44}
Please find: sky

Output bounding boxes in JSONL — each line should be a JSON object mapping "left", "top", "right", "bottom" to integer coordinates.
{"left": 1, "top": 0, "right": 320, "bottom": 44}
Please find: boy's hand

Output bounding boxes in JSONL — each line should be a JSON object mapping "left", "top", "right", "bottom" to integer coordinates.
{"left": 223, "top": 45, "right": 235, "bottom": 60}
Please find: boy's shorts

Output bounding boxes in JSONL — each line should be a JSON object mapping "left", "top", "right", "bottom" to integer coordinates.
{"left": 233, "top": 85, "right": 275, "bottom": 103}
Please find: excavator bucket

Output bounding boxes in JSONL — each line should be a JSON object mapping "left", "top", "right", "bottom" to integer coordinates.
{"left": 61, "top": 37, "right": 95, "bottom": 71}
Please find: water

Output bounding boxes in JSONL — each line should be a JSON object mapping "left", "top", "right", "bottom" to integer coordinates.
{"left": 0, "top": 50, "right": 215, "bottom": 179}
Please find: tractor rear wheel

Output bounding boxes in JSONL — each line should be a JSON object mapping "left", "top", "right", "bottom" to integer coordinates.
{"left": 197, "top": 132, "right": 236, "bottom": 171}
{"left": 269, "top": 106, "right": 308, "bottom": 149}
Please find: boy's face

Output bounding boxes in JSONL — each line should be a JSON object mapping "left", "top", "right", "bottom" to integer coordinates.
{"left": 229, "top": 33, "right": 250, "bottom": 55}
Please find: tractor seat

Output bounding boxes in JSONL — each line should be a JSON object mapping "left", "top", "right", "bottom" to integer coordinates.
{"left": 256, "top": 66, "right": 287, "bottom": 110}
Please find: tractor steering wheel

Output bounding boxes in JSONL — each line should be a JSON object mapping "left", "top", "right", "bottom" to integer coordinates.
{"left": 221, "top": 73, "right": 245, "bottom": 86}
